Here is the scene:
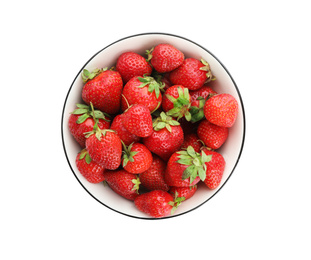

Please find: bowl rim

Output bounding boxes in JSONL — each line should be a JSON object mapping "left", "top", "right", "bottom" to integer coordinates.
{"left": 61, "top": 32, "right": 246, "bottom": 220}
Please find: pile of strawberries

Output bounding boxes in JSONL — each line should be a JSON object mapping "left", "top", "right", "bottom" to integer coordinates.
{"left": 68, "top": 43, "right": 238, "bottom": 218}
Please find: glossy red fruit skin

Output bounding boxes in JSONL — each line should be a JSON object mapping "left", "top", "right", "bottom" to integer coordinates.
{"left": 103, "top": 169, "right": 139, "bottom": 201}
{"left": 85, "top": 131, "right": 122, "bottom": 170}
{"left": 189, "top": 85, "right": 217, "bottom": 102}
{"left": 82, "top": 70, "right": 123, "bottom": 114}
{"left": 121, "top": 76, "right": 162, "bottom": 112}
{"left": 121, "top": 104, "right": 153, "bottom": 138}
{"left": 204, "top": 93, "right": 238, "bottom": 127}
{"left": 110, "top": 114, "right": 141, "bottom": 146}
{"left": 68, "top": 115, "right": 110, "bottom": 147}
{"left": 143, "top": 125, "right": 184, "bottom": 161}
{"left": 134, "top": 190, "right": 174, "bottom": 218}
{"left": 116, "top": 52, "right": 152, "bottom": 83}
{"left": 169, "top": 58, "right": 208, "bottom": 90}
{"left": 161, "top": 85, "right": 190, "bottom": 112}
{"left": 123, "top": 143, "right": 153, "bottom": 174}
{"left": 201, "top": 148, "right": 226, "bottom": 190}
{"left": 181, "top": 133, "right": 203, "bottom": 153}
{"left": 164, "top": 152, "right": 201, "bottom": 187}
{"left": 169, "top": 185, "right": 198, "bottom": 200}
{"left": 139, "top": 155, "right": 169, "bottom": 191}
{"left": 150, "top": 44, "right": 184, "bottom": 73}
{"left": 75, "top": 151, "right": 105, "bottom": 183}
{"left": 197, "top": 119, "right": 229, "bottom": 150}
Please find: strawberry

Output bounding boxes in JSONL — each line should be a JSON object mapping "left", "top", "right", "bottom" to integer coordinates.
{"left": 81, "top": 68, "right": 123, "bottom": 114}
{"left": 143, "top": 112, "right": 184, "bottom": 161}
{"left": 197, "top": 119, "right": 229, "bottom": 150}
{"left": 146, "top": 43, "right": 184, "bottom": 73}
{"left": 162, "top": 85, "right": 191, "bottom": 121}
{"left": 122, "top": 142, "right": 153, "bottom": 174}
{"left": 201, "top": 148, "right": 226, "bottom": 189}
{"left": 169, "top": 58, "right": 214, "bottom": 90}
{"left": 116, "top": 52, "right": 152, "bottom": 83}
{"left": 121, "top": 104, "right": 153, "bottom": 137}
{"left": 203, "top": 93, "right": 238, "bottom": 127}
{"left": 103, "top": 169, "right": 140, "bottom": 200}
{"left": 164, "top": 146, "right": 212, "bottom": 187}
{"left": 169, "top": 185, "right": 198, "bottom": 200}
{"left": 180, "top": 133, "right": 203, "bottom": 153}
{"left": 139, "top": 154, "right": 169, "bottom": 191}
{"left": 110, "top": 114, "right": 141, "bottom": 146}
{"left": 189, "top": 85, "right": 217, "bottom": 102}
{"left": 121, "top": 75, "right": 163, "bottom": 112}
{"left": 75, "top": 149, "right": 105, "bottom": 183}
{"left": 68, "top": 103, "right": 110, "bottom": 147}
{"left": 134, "top": 190, "right": 184, "bottom": 218}
{"left": 85, "top": 128, "right": 122, "bottom": 170}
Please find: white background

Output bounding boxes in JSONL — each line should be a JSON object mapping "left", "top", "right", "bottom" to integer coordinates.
{"left": 1, "top": 0, "right": 310, "bottom": 259}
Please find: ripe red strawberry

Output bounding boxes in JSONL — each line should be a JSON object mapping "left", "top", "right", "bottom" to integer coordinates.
{"left": 180, "top": 133, "right": 203, "bottom": 153}
{"left": 82, "top": 68, "right": 123, "bottom": 114}
{"left": 164, "top": 146, "right": 212, "bottom": 187}
{"left": 122, "top": 142, "right": 153, "bottom": 174}
{"left": 103, "top": 169, "right": 140, "bottom": 200}
{"left": 162, "top": 85, "right": 191, "bottom": 121}
{"left": 169, "top": 58, "right": 214, "bottom": 90}
{"left": 146, "top": 43, "right": 184, "bottom": 73}
{"left": 143, "top": 112, "right": 184, "bottom": 161}
{"left": 121, "top": 75, "right": 163, "bottom": 112}
{"left": 139, "top": 154, "right": 169, "bottom": 191}
{"left": 197, "top": 119, "right": 229, "bottom": 150}
{"left": 201, "top": 148, "right": 226, "bottom": 189}
{"left": 85, "top": 129, "right": 122, "bottom": 170}
{"left": 116, "top": 52, "right": 152, "bottom": 83}
{"left": 204, "top": 93, "right": 238, "bottom": 127}
{"left": 121, "top": 104, "right": 153, "bottom": 137}
{"left": 189, "top": 85, "right": 217, "bottom": 102}
{"left": 68, "top": 103, "right": 110, "bottom": 147}
{"left": 134, "top": 190, "right": 184, "bottom": 218}
{"left": 110, "top": 114, "right": 141, "bottom": 146}
{"left": 75, "top": 149, "right": 105, "bottom": 183}
{"left": 169, "top": 185, "right": 198, "bottom": 200}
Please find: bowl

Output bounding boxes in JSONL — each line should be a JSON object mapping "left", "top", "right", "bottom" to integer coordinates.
{"left": 61, "top": 32, "right": 245, "bottom": 219}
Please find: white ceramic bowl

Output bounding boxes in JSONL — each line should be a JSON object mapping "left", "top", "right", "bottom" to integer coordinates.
{"left": 61, "top": 33, "right": 245, "bottom": 219}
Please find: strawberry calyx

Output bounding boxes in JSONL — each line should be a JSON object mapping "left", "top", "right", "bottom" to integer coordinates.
{"left": 145, "top": 47, "right": 154, "bottom": 62}
{"left": 199, "top": 59, "right": 216, "bottom": 83}
{"left": 70, "top": 103, "right": 110, "bottom": 124}
{"left": 81, "top": 67, "right": 108, "bottom": 83}
{"left": 79, "top": 149, "right": 92, "bottom": 164}
{"left": 152, "top": 112, "right": 180, "bottom": 132}
{"left": 131, "top": 176, "right": 141, "bottom": 194}
{"left": 84, "top": 127, "right": 115, "bottom": 141}
{"left": 177, "top": 146, "right": 212, "bottom": 183}
{"left": 137, "top": 75, "right": 164, "bottom": 99}
{"left": 168, "top": 191, "right": 186, "bottom": 215}
{"left": 121, "top": 142, "right": 139, "bottom": 167}
{"left": 166, "top": 87, "right": 192, "bottom": 121}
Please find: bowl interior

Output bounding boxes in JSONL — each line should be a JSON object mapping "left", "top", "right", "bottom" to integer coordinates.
{"left": 62, "top": 33, "right": 245, "bottom": 219}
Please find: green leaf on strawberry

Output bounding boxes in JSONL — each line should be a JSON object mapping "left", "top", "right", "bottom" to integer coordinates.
{"left": 81, "top": 67, "right": 108, "bottom": 83}
{"left": 152, "top": 112, "right": 180, "bottom": 132}
{"left": 79, "top": 149, "right": 92, "bottom": 164}
{"left": 122, "top": 142, "right": 139, "bottom": 167}
{"left": 131, "top": 176, "right": 141, "bottom": 194}
{"left": 137, "top": 75, "right": 164, "bottom": 99}
{"left": 177, "top": 146, "right": 212, "bottom": 182}
{"left": 168, "top": 191, "right": 186, "bottom": 215}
